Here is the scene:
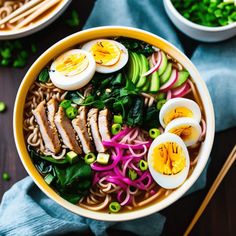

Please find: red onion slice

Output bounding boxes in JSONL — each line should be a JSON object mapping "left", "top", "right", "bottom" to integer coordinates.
{"left": 172, "top": 82, "right": 191, "bottom": 98}
{"left": 166, "top": 90, "right": 172, "bottom": 100}
{"left": 159, "top": 69, "right": 178, "bottom": 92}
{"left": 142, "top": 52, "right": 162, "bottom": 77}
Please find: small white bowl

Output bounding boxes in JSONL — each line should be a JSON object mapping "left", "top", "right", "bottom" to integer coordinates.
{"left": 164, "top": 0, "right": 236, "bottom": 42}
{"left": 0, "top": 0, "right": 71, "bottom": 40}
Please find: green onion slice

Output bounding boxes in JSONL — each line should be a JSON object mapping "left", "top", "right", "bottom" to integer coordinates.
{"left": 84, "top": 153, "right": 96, "bottom": 164}
{"left": 109, "top": 201, "right": 121, "bottom": 213}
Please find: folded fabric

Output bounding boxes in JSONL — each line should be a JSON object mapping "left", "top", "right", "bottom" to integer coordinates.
{"left": 0, "top": 0, "right": 236, "bottom": 236}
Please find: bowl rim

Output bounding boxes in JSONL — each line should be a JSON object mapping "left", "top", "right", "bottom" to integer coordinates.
{"left": 165, "top": 0, "right": 236, "bottom": 32}
{"left": 0, "top": 0, "right": 71, "bottom": 39}
{"left": 13, "top": 26, "right": 215, "bottom": 221}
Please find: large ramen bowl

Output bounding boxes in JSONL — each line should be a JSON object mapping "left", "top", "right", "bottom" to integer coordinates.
{"left": 0, "top": 0, "right": 71, "bottom": 40}
{"left": 13, "top": 26, "right": 215, "bottom": 221}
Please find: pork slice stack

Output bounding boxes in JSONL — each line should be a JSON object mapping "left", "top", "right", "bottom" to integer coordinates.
{"left": 32, "top": 100, "right": 61, "bottom": 154}
{"left": 54, "top": 107, "right": 82, "bottom": 154}
{"left": 72, "top": 106, "right": 94, "bottom": 154}
{"left": 87, "top": 108, "right": 105, "bottom": 153}
{"left": 33, "top": 99, "right": 112, "bottom": 156}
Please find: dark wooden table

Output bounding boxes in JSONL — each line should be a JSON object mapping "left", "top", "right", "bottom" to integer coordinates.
{"left": 0, "top": 1, "right": 235, "bottom": 235}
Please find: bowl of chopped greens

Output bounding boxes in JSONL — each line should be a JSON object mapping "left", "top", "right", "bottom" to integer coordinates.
{"left": 164, "top": 0, "right": 236, "bottom": 42}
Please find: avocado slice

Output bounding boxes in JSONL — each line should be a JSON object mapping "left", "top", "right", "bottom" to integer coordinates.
{"left": 126, "top": 52, "right": 140, "bottom": 84}
{"left": 160, "top": 63, "right": 172, "bottom": 85}
{"left": 136, "top": 54, "right": 149, "bottom": 88}
{"left": 142, "top": 78, "right": 150, "bottom": 92}
{"left": 149, "top": 71, "right": 160, "bottom": 93}
{"left": 158, "top": 51, "right": 168, "bottom": 76}
{"left": 171, "top": 70, "right": 189, "bottom": 89}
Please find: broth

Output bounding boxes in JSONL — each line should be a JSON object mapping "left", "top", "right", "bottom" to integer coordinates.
{"left": 0, "top": 0, "right": 62, "bottom": 31}
{"left": 23, "top": 36, "right": 206, "bottom": 213}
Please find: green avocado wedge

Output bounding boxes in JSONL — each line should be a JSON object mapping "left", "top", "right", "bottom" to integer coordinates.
{"left": 142, "top": 78, "right": 150, "bottom": 92}
{"left": 158, "top": 51, "right": 168, "bottom": 76}
{"left": 136, "top": 54, "right": 149, "bottom": 88}
{"left": 126, "top": 52, "right": 140, "bottom": 84}
{"left": 171, "top": 70, "right": 189, "bottom": 89}
{"left": 149, "top": 71, "right": 160, "bottom": 93}
{"left": 160, "top": 63, "right": 172, "bottom": 85}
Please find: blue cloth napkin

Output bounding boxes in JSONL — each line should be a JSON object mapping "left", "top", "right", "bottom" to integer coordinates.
{"left": 1, "top": 0, "right": 236, "bottom": 235}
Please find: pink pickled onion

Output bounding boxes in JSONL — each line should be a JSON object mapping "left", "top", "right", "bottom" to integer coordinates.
{"left": 142, "top": 52, "right": 162, "bottom": 77}
{"left": 166, "top": 90, "right": 172, "bottom": 100}
{"left": 159, "top": 69, "right": 178, "bottom": 92}
{"left": 117, "top": 190, "right": 131, "bottom": 206}
{"left": 103, "top": 140, "right": 151, "bottom": 150}
{"left": 171, "top": 81, "right": 191, "bottom": 98}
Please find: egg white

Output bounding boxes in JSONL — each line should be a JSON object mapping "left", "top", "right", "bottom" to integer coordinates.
{"left": 165, "top": 117, "right": 202, "bottom": 147}
{"left": 81, "top": 39, "right": 129, "bottom": 74}
{"left": 49, "top": 49, "right": 96, "bottom": 90}
{"left": 147, "top": 133, "right": 190, "bottom": 189}
{"left": 159, "top": 98, "right": 201, "bottom": 128}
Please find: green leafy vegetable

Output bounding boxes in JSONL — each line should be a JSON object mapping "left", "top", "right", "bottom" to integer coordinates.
{"left": 30, "top": 148, "right": 68, "bottom": 165}
{"left": 54, "top": 161, "right": 91, "bottom": 188}
{"left": 172, "top": 0, "right": 236, "bottom": 27}
{"left": 54, "top": 161, "right": 92, "bottom": 203}
{"left": 117, "top": 37, "right": 155, "bottom": 55}
{"left": 143, "top": 105, "right": 160, "bottom": 129}
{"left": 30, "top": 147, "right": 92, "bottom": 204}
{"left": 127, "top": 97, "right": 144, "bottom": 126}
{"left": 38, "top": 68, "right": 49, "bottom": 83}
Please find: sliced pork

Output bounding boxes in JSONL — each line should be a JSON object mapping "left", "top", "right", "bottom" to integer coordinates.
{"left": 98, "top": 109, "right": 111, "bottom": 141}
{"left": 87, "top": 108, "right": 105, "bottom": 153}
{"left": 32, "top": 100, "right": 61, "bottom": 154}
{"left": 54, "top": 107, "right": 82, "bottom": 154}
{"left": 72, "top": 106, "right": 94, "bottom": 154}
{"left": 47, "top": 98, "right": 58, "bottom": 130}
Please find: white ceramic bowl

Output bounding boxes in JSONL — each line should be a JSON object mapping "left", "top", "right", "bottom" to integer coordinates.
{"left": 164, "top": 0, "right": 236, "bottom": 42}
{"left": 14, "top": 26, "right": 215, "bottom": 221}
{"left": 0, "top": 0, "right": 71, "bottom": 40}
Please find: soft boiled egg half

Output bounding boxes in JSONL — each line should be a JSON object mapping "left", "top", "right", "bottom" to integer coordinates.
{"left": 148, "top": 133, "right": 190, "bottom": 189}
{"left": 159, "top": 98, "right": 201, "bottom": 128}
{"left": 165, "top": 117, "right": 202, "bottom": 147}
{"left": 49, "top": 49, "right": 96, "bottom": 90}
{"left": 81, "top": 39, "right": 128, "bottom": 73}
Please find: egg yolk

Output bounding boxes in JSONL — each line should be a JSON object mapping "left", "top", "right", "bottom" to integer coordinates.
{"left": 90, "top": 40, "right": 121, "bottom": 66}
{"left": 152, "top": 142, "right": 186, "bottom": 175}
{"left": 164, "top": 107, "right": 193, "bottom": 125}
{"left": 169, "top": 125, "right": 198, "bottom": 142}
{"left": 55, "top": 53, "right": 89, "bottom": 76}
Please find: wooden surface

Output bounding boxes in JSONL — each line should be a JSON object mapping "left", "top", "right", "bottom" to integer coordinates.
{"left": 0, "top": 1, "right": 235, "bottom": 235}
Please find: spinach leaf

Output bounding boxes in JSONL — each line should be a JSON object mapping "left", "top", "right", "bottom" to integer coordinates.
{"left": 38, "top": 68, "right": 49, "bottom": 83}
{"left": 60, "top": 192, "right": 83, "bottom": 204}
{"left": 59, "top": 179, "right": 91, "bottom": 204}
{"left": 54, "top": 161, "right": 92, "bottom": 204}
{"left": 117, "top": 37, "right": 155, "bottom": 55}
{"left": 127, "top": 96, "right": 144, "bottom": 126}
{"left": 54, "top": 161, "right": 91, "bottom": 188}
{"left": 34, "top": 160, "right": 53, "bottom": 175}
{"left": 65, "top": 91, "right": 85, "bottom": 105}
{"left": 143, "top": 105, "right": 160, "bottom": 129}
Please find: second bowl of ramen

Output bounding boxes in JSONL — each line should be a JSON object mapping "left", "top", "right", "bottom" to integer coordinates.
{"left": 14, "top": 26, "right": 215, "bottom": 221}
{"left": 0, "top": 0, "right": 71, "bottom": 39}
